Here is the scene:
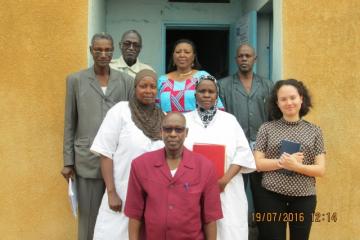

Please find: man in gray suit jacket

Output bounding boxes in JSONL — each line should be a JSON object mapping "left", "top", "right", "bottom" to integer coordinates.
{"left": 61, "top": 33, "right": 133, "bottom": 240}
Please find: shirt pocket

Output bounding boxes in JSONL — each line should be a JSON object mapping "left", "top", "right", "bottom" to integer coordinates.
{"left": 75, "top": 137, "right": 90, "bottom": 147}
{"left": 177, "top": 180, "right": 202, "bottom": 211}
{"left": 74, "top": 137, "right": 90, "bottom": 157}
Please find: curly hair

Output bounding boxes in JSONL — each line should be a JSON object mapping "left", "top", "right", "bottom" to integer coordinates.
{"left": 268, "top": 79, "right": 312, "bottom": 120}
{"left": 167, "top": 39, "right": 202, "bottom": 72}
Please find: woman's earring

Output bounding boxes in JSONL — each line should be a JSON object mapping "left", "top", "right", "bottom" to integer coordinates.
{"left": 191, "top": 63, "right": 194, "bottom": 67}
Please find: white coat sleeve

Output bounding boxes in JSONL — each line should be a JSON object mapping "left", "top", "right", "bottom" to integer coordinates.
{"left": 231, "top": 118, "right": 257, "bottom": 173}
{"left": 90, "top": 103, "right": 123, "bottom": 159}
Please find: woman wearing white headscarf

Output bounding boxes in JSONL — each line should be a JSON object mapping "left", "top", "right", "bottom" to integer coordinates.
{"left": 184, "top": 75, "right": 256, "bottom": 240}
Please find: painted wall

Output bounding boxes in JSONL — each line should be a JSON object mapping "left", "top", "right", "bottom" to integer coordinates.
{"left": 272, "top": 0, "right": 283, "bottom": 81}
{"left": 257, "top": 11, "right": 272, "bottom": 79}
{"left": 1, "top": 0, "right": 358, "bottom": 239}
{"left": 241, "top": 0, "right": 283, "bottom": 81}
{"left": 105, "top": 0, "right": 242, "bottom": 74}
{"left": 0, "top": 1, "right": 88, "bottom": 239}
{"left": 88, "top": 0, "right": 107, "bottom": 65}
{"left": 242, "top": 0, "right": 269, "bottom": 13}
{"left": 283, "top": 0, "right": 360, "bottom": 239}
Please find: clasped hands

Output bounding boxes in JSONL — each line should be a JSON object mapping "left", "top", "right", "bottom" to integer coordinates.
{"left": 277, "top": 152, "right": 304, "bottom": 172}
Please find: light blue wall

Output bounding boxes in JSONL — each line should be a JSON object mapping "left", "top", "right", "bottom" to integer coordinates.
{"left": 242, "top": 0, "right": 269, "bottom": 13}
{"left": 88, "top": 0, "right": 106, "bottom": 66}
{"left": 272, "top": 0, "right": 283, "bottom": 81}
{"left": 257, "top": 11, "right": 272, "bottom": 79}
{"left": 87, "top": 0, "right": 282, "bottom": 78}
{"left": 104, "top": 0, "right": 243, "bottom": 74}
{"left": 240, "top": 0, "right": 283, "bottom": 81}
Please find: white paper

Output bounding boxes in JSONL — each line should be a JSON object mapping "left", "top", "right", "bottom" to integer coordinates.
{"left": 68, "top": 178, "right": 78, "bottom": 217}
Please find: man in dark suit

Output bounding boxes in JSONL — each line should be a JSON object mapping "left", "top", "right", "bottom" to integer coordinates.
{"left": 218, "top": 44, "right": 273, "bottom": 240}
{"left": 61, "top": 32, "right": 133, "bottom": 240}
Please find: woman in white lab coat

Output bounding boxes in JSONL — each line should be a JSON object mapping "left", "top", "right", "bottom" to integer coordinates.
{"left": 90, "top": 69, "right": 165, "bottom": 240}
{"left": 184, "top": 74, "right": 256, "bottom": 240}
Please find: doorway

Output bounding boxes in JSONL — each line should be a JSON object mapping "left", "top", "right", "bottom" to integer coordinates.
{"left": 257, "top": 0, "right": 273, "bottom": 80}
{"left": 165, "top": 27, "right": 229, "bottom": 79}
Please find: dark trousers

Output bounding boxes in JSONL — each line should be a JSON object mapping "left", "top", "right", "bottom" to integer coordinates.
{"left": 243, "top": 173, "right": 255, "bottom": 239}
{"left": 77, "top": 176, "right": 105, "bottom": 240}
{"left": 248, "top": 172, "right": 269, "bottom": 240}
{"left": 254, "top": 188, "right": 316, "bottom": 240}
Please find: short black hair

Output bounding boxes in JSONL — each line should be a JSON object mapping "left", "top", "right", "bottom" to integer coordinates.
{"left": 269, "top": 79, "right": 312, "bottom": 120}
{"left": 90, "top": 32, "right": 114, "bottom": 48}
{"left": 167, "top": 39, "right": 202, "bottom": 72}
{"left": 236, "top": 43, "right": 256, "bottom": 55}
{"left": 162, "top": 112, "right": 187, "bottom": 127}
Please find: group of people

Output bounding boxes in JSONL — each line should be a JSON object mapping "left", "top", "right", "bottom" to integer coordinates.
{"left": 61, "top": 30, "right": 326, "bottom": 240}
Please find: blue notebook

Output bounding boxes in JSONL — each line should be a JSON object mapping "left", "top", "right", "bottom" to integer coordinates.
{"left": 280, "top": 140, "right": 301, "bottom": 154}
{"left": 279, "top": 140, "right": 301, "bottom": 176}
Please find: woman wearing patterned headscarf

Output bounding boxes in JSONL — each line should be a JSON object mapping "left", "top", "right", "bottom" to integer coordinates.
{"left": 184, "top": 74, "right": 256, "bottom": 240}
{"left": 90, "top": 69, "right": 165, "bottom": 240}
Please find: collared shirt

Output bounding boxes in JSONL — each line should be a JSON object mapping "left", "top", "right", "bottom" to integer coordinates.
{"left": 110, "top": 55, "right": 154, "bottom": 78}
{"left": 218, "top": 73, "right": 274, "bottom": 142}
{"left": 125, "top": 148, "right": 223, "bottom": 240}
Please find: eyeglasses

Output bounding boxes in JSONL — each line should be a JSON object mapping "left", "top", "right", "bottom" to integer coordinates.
{"left": 92, "top": 50, "right": 113, "bottom": 56}
{"left": 121, "top": 41, "right": 141, "bottom": 50}
{"left": 162, "top": 127, "right": 186, "bottom": 133}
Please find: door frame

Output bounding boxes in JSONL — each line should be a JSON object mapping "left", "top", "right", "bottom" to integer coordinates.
{"left": 161, "top": 22, "right": 231, "bottom": 75}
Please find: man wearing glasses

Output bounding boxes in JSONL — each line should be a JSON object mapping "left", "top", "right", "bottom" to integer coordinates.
{"left": 61, "top": 33, "right": 133, "bottom": 240}
{"left": 125, "top": 112, "right": 223, "bottom": 240}
{"left": 110, "top": 30, "right": 154, "bottom": 78}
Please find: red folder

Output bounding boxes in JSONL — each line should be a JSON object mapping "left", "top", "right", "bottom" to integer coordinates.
{"left": 193, "top": 144, "right": 225, "bottom": 179}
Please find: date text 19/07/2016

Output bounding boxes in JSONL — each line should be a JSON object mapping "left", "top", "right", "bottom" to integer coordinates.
{"left": 252, "top": 212, "right": 338, "bottom": 223}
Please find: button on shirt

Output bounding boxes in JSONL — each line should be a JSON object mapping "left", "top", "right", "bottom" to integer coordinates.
{"left": 218, "top": 73, "right": 274, "bottom": 142}
{"left": 125, "top": 148, "right": 223, "bottom": 240}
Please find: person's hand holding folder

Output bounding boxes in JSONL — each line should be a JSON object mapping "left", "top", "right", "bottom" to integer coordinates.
{"left": 278, "top": 140, "right": 303, "bottom": 175}
{"left": 278, "top": 152, "right": 303, "bottom": 171}
{"left": 217, "top": 165, "right": 242, "bottom": 192}
{"left": 192, "top": 143, "right": 245, "bottom": 192}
